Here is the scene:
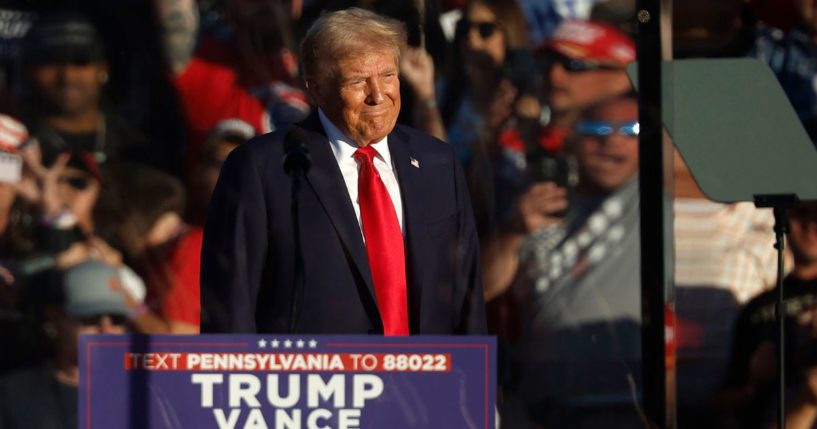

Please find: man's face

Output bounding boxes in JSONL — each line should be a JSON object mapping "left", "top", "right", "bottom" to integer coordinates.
{"left": 573, "top": 97, "right": 639, "bottom": 193}
{"left": 60, "top": 314, "right": 127, "bottom": 367}
{"left": 308, "top": 49, "right": 401, "bottom": 147}
{"left": 789, "top": 203, "right": 817, "bottom": 265}
{"left": 29, "top": 61, "right": 106, "bottom": 115}
{"left": 545, "top": 54, "right": 631, "bottom": 114}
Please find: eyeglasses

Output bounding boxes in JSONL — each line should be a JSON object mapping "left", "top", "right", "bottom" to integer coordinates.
{"left": 545, "top": 54, "right": 623, "bottom": 73}
{"left": 457, "top": 20, "right": 500, "bottom": 39}
{"left": 58, "top": 175, "right": 92, "bottom": 190}
{"left": 576, "top": 120, "right": 640, "bottom": 137}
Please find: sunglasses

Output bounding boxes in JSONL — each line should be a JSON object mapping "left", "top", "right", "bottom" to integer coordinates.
{"left": 58, "top": 175, "right": 92, "bottom": 190}
{"left": 545, "top": 54, "right": 623, "bottom": 73}
{"left": 457, "top": 20, "right": 500, "bottom": 39}
{"left": 576, "top": 120, "right": 640, "bottom": 137}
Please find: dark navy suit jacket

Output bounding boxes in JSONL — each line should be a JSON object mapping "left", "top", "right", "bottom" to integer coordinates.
{"left": 200, "top": 113, "right": 486, "bottom": 335}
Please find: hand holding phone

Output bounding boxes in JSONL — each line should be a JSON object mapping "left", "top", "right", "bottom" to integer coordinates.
{"left": 0, "top": 152, "right": 22, "bottom": 183}
{"left": 515, "top": 182, "right": 569, "bottom": 233}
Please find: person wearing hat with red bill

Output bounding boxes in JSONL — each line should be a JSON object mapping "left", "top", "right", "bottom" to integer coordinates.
{"left": 497, "top": 19, "right": 635, "bottom": 158}
{"left": 479, "top": 18, "right": 633, "bottom": 253}
{"left": 483, "top": 19, "right": 636, "bottom": 285}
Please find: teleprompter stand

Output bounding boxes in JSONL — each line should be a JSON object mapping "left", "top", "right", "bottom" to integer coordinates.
{"left": 755, "top": 193, "right": 798, "bottom": 429}
{"left": 630, "top": 58, "right": 817, "bottom": 429}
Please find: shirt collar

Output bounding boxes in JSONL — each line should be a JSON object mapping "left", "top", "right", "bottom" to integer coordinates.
{"left": 318, "top": 108, "right": 392, "bottom": 167}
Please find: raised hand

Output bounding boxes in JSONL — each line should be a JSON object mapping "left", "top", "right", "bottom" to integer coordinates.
{"left": 515, "top": 181, "right": 568, "bottom": 233}
{"left": 400, "top": 46, "right": 437, "bottom": 102}
{"left": 17, "top": 149, "right": 70, "bottom": 218}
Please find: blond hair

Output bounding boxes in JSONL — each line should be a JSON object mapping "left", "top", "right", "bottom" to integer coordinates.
{"left": 301, "top": 8, "right": 407, "bottom": 83}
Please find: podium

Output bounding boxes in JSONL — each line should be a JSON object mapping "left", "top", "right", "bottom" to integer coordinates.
{"left": 79, "top": 334, "right": 496, "bottom": 428}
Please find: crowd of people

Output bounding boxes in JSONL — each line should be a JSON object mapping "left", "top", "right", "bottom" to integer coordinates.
{"left": 0, "top": 0, "right": 815, "bottom": 428}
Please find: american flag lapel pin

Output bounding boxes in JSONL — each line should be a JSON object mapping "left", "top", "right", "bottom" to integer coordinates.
{"left": 410, "top": 157, "right": 420, "bottom": 168}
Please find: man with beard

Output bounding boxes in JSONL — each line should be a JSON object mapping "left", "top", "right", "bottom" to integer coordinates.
{"left": 484, "top": 94, "right": 643, "bottom": 428}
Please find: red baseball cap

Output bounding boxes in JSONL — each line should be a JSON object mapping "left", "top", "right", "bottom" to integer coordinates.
{"left": 541, "top": 19, "right": 635, "bottom": 67}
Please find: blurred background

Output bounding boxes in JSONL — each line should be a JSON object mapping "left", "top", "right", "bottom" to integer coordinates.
{"left": 0, "top": 0, "right": 816, "bottom": 428}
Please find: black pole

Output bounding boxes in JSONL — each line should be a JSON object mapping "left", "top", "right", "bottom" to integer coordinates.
{"left": 637, "top": 0, "right": 671, "bottom": 427}
{"left": 754, "top": 193, "right": 798, "bottom": 429}
{"left": 283, "top": 127, "right": 311, "bottom": 334}
{"left": 288, "top": 173, "right": 306, "bottom": 334}
{"left": 774, "top": 206, "right": 788, "bottom": 429}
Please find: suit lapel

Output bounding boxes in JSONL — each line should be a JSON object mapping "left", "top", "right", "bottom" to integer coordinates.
{"left": 298, "top": 114, "right": 376, "bottom": 300}
{"left": 297, "top": 114, "right": 427, "bottom": 332}
{"left": 388, "top": 128, "right": 426, "bottom": 332}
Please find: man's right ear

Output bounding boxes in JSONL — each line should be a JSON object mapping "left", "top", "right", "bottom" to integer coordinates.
{"left": 304, "top": 78, "right": 321, "bottom": 107}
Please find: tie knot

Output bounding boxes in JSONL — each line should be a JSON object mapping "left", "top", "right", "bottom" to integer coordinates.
{"left": 354, "top": 145, "right": 378, "bottom": 164}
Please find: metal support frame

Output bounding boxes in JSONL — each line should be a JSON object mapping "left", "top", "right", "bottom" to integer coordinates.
{"left": 637, "top": 0, "right": 675, "bottom": 427}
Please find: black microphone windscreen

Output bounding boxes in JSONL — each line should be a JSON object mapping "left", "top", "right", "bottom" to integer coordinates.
{"left": 283, "top": 127, "right": 311, "bottom": 176}
{"left": 284, "top": 127, "right": 309, "bottom": 151}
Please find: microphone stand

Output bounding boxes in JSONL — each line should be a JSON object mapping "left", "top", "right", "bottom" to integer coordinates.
{"left": 283, "top": 128, "right": 311, "bottom": 334}
{"left": 288, "top": 168, "right": 306, "bottom": 334}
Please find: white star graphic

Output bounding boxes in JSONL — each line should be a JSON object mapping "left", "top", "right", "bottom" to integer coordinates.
{"left": 308, "top": 339, "right": 318, "bottom": 348}
{"left": 283, "top": 339, "right": 293, "bottom": 348}
{"left": 296, "top": 340, "right": 305, "bottom": 348}
{"left": 271, "top": 339, "right": 280, "bottom": 348}
{"left": 258, "top": 339, "right": 267, "bottom": 348}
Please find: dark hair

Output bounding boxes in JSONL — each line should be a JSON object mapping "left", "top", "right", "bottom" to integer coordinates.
{"left": 442, "top": 0, "right": 531, "bottom": 127}
{"left": 93, "top": 163, "right": 185, "bottom": 262}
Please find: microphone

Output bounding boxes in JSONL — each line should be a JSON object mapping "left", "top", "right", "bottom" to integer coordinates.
{"left": 283, "top": 127, "right": 311, "bottom": 176}
{"left": 283, "top": 126, "right": 310, "bottom": 333}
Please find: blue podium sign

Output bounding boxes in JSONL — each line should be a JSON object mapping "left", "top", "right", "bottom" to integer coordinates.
{"left": 79, "top": 335, "right": 495, "bottom": 429}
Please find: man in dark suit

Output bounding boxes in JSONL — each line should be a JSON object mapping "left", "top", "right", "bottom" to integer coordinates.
{"left": 200, "top": 8, "right": 486, "bottom": 335}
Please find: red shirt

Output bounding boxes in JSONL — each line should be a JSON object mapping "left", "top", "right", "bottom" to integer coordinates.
{"left": 162, "top": 226, "right": 203, "bottom": 326}
{"left": 173, "top": 55, "right": 270, "bottom": 162}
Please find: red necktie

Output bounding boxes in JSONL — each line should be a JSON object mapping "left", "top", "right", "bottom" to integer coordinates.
{"left": 354, "top": 145, "right": 409, "bottom": 336}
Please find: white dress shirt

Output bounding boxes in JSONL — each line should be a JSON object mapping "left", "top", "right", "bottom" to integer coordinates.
{"left": 318, "top": 109, "right": 404, "bottom": 236}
